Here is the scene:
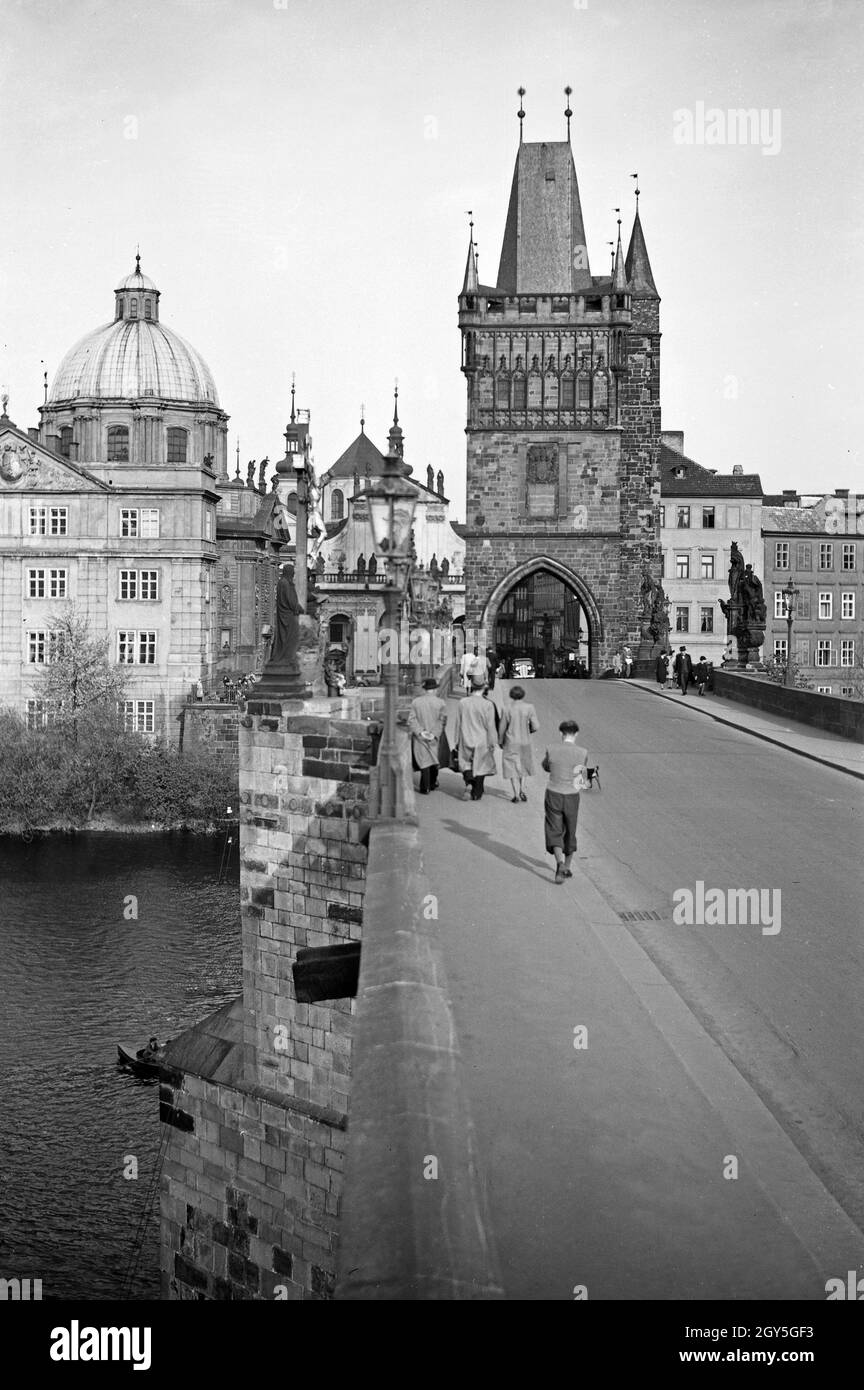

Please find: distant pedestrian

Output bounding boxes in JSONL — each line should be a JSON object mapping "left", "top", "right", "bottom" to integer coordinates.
{"left": 499, "top": 685, "right": 538, "bottom": 803}
{"left": 459, "top": 646, "right": 476, "bottom": 693}
{"left": 612, "top": 653, "right": 622, "bottom": 677}
{"left": 622, "top": 646, "right": 633, "bottom": 678}
{"left": 195, "top": 679, "right": 204, "bottom": 701}
{"left": 452, "top": 675, "right": 498, "bottom": 801}
{"left": 541, "top": 720, "right": 589, "bottom": 884}
{"left": 674, "top": 645, "right": 693, "bottom": 695}
{"left": 694, "top": 656, "right": 710, "bottom": 696}
{"left": 656, "top": 651, "right": 669, "bottom": 685}
{"left": 664, "top": 652, "right": 675, "bottom": 689}
{"left": 409, "top": 678, "right": 448, "bottom": 794}
{"left": 485, "top": 647, "right": 498, "bottom": 690}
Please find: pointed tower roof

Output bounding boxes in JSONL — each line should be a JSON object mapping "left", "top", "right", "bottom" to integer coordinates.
{"left": 326, "top": 430, "right": 387, "bottom": 481}
{"left": 462, "top": 226, "right": 479, "bottom": 294}
{"left": 496, "top": 140, "right": 591, "bottom": 294}
{"left": 612, "top": 222, "right": 627, "bottom": 293}
{"left": 625, "top": 209, "right": 659, "bottom": 298}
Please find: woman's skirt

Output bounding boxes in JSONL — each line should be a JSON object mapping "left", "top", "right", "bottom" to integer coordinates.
{"left": 502, "top": 741, "right": 534, "bottom": 779}
{"left": 544, "top": 789, "right": 580, "bottom": 856}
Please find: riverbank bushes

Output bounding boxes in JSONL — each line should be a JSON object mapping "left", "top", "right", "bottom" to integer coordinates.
{"left": 0, "top": 711, "right": 237, "bottom": 835}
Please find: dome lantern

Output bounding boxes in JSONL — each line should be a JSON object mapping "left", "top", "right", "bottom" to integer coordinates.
{"left": 114, "top": 253, "right": 160, "bottom": 323}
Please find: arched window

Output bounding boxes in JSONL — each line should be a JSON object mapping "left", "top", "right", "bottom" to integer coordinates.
{"left": 107, "top": 425, "right": 129, "bottom": 461}
{"left": 116, "top": 300, "right": 124, "bottom": 321}
{"left": 356, "top": 554, "right": 366, "bottom": 575}
{"left": 331, "top": 488, "right": 344, "bottom": 520}
{"left": 166, "top": 428, "right": 187, "bottom": 463}
{"left": 130, "top": 298, "right": 138, "bottom": 318}
{"left": 144, "top": 300, "right": 152, "bottom": 319}
{"left": 59, "top": 426, "right": 73, "bottom": 458}
{"left": 329, "top": 614, "right": 350, "bottom": 645}
{"left": 368, "top": 554, "right": 378, "bottom": 575}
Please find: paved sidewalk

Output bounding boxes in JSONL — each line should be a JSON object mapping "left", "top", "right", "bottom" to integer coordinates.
{"left": 626, "top": 678, "right": 864, "bottom": 778}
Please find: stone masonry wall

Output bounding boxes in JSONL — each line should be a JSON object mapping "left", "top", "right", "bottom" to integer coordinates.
{"left": 179, "top": 701, "right": 240, "bottom": 764}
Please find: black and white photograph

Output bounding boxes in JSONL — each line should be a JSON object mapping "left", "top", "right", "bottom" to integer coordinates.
{"left": 0, "top": 0, "right": 861, "bottom": 1357}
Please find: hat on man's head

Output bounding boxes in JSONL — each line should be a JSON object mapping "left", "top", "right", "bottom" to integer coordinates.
{"left": 470, "top": 675, "right": 486, "bottom": 689}
{"left": 423, "top": 677, "right": 438, "bottom": 690}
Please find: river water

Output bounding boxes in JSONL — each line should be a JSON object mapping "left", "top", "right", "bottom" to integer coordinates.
{"left": 0, "top": 832, "right": 241, "bottom": 1301}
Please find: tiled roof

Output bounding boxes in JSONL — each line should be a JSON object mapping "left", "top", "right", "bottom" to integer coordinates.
{"left": 660, "top": 443, "right": 762, "bottom": 497}
{"left": 496, "top": 141, "right": 592, "bottom": 294}
{"left": 762, "top": 502, "right": 831, "bottom": 534}
{"left": 324, "top": 430, "right": 387, "bottom": 481}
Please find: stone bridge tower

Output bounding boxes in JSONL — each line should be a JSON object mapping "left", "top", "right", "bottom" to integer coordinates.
{"left": 458, "top": 112, "right": 661, "bottom": 672}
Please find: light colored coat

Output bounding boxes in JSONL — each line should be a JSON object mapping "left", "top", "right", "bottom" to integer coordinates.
{"left": 499, "top": 701, "right": 538, "bottom": 777}
{"left": 408, "top": 693, "right": 447, "bottom": 770}
{"left": 453, "top": 691, "right": 498, "bottom": 777}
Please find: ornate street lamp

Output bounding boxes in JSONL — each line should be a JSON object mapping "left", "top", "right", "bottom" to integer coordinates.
{"left": 359, "top": 450, "right": 419, "bottom": 819}
{"left": 781, "top": 576, "right": 800, "bottom": 688}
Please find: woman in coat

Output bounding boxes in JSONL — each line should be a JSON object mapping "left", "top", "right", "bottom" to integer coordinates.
{"left": 498, "top": 685, "right": 538, "bottom": 803}
{"left": 408, "top": 678, "right": 449, "bottom": 794}
{"left": 452, "top": 676, "right": 498, "bottom": 801}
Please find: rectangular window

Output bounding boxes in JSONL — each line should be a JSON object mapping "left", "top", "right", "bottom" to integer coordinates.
{"left": 841, "top": 639, "right": 855, "bottom": 666}
{"left": 560, "top": 378, "right": 575, "bottom": 409}
{"left": 495, "top": 377, "right": 509, "bottom": 408}
{"left": 701, "top": 506, "right": 715, "bottom": 528}
{"left": 700, "top": 607, "right": 714, "bottom": 633}
{"left": 774, "top": 591, "right": 786, "bottom": 619}
{"left": 795, "top": 639, "right": 809, "bottom": 663}
{"left": 138, "top": 631, "right": 156, "bottom": 664}
{"left": 842, "top": 543, "right": 856, "bottom": 570}
{"left": 121, "top": 509, "right": 139, "bottom": 537}
{"left": 841, "top": 591, "right": 855, "bottom": 619}
{"left": 841, "top": 686, "right": 854, "bottom": 696}
{"left": 28, "top": 506, "right": 47, "bottom": 535}
{"left": 816, "top": 640, "right": 833, "bottom": 667}
{"left": 798, "top": 589, "right": 812, "bottom": 620}
{"left": 701, "top": 555, "right": 715, "bottom": 580}
{"left": 796, "top": 542, "right": 812, "bottom": 570}
{"left": 117, "top": 631, "right": 135, "bottom": 664}
{"left": 123, "top": 700, "right": 155, "bottom": 733}
{"left": 140, "top": 570, "right": 158, "bottom": 600}
{"left": 141, "top": 508, "right": 160, "bottom": 538}
{"left": 819, "top": 542, "right": 834, "bottom": 570}
{"left": 676, "top": 553, "right": 690, "bottom": 579}
{"left": 773, "top": 638, "right": 788, "bottom": 660}
{"left": 119, "top": 570, "right": 138, "bottom": 600}
{"left": 28, "top": 568, "right": 46, "bottom": 598}
{"left": 25, "top": 698, "right": 61, "bottom": 730}
{"left": 819, "top": 592, "right": 833, "bottom": 620}
{"left": 576, "top": 376, "right": 589, "bottom": 408}
{"left": 117, "top": 630, "right": 156, "bottom": 664}
{"left": 204, "top": 509, "right": 213, "bottom": 541}
{"left": 659, "top": 505, "right": 665, "bottom": 527}
{"left": 512, "top": 377, "right": 527, "bottom": 410}
{"left": 28, "top": 630, "right": 47, "bottom": 664}
{"left": 675, "top": 605, "right": 689, "bottom": 632}
{"left": 50, "top": 568, "right": 67, "bottom": 599}
{"left": 774, "top": 541, "right": 789, "bottom": 569}
{"left": 50, "top": 507, "right": 68, "bottom": 535}
{"left": 660, "top": 553, "right": 665, "bottom": 579}
{"left": 817, "top": 685, "right": 832, "bottom": 694}
{"left": 676, "top": 507, "right": 690, "bottom": 528}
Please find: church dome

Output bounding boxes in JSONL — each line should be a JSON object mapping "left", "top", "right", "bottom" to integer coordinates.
{"left": 48, "top": 259, "right": 220, "bottom": 407}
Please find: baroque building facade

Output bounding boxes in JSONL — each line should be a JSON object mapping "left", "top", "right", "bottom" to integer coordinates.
{"left": 458, "top": 128, "right": 661, "bottom": 673}
{"left": 0, "top": 259, "right": 278, "bottom": 739}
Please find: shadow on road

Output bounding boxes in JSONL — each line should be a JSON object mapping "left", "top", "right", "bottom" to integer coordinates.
{"left": 436, "top": 817, "right": 552, "bottom": 884}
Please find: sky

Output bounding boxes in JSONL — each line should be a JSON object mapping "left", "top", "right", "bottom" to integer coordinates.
{"left": 1, "top": 0, "right": 861, "bottom": 517}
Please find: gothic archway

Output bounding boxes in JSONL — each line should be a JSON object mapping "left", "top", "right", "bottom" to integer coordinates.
{"left": 482, "top": 557, "right": 603, "bottom": 677}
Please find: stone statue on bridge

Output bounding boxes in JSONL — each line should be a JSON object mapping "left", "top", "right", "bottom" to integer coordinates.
{"left": 719, "top": 543, "right": 765, "bottom": 668}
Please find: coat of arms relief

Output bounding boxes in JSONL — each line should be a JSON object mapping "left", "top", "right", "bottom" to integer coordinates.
{"left": 0, "top": 440, "right": 77, "bottom": 490}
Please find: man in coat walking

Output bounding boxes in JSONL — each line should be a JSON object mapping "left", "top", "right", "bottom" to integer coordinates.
{"left": 408, "top": 678, "right": 448, "bottom": 794}
{"left": 452, "top": 675, "right": 498, "bottom": 800}
{"left": 674, "top": 645, "right": 693, "bottom": 695}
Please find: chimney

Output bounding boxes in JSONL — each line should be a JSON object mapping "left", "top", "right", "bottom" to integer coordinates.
{"left": 661, "top": 430, "right": 684, "bottom": 454}
{"left": 782, "top": 489, "right": 797, "bottom": 496}
{"left": 27, "top": 428, "right": 39, "bottom": 442}
{"left": 49, "top": 434, "right": 61, "bottom": 454}
{"left": 732, "top": 464, "right": 743, "bottom": 475}
{"left": 835, "top": 488, "right": 849, "bottom": 498}
{"left": 427, "top": 464, "right": 434, "bottom": 491}
{"left": 437, "top": 469, "right": 445, "bottom": 498}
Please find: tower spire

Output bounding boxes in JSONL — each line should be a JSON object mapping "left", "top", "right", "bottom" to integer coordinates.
{"left": 625, "top": 186, "right": 659, "bottom": 298}
{"left": 290, "top": 373, "right": 296, "bottom": 424}
{"left": 462, "top": 210, "right": 479, "bottom": 294}
{"left": 517, "top": 86, "right": 526, "bottom": 143}
{"left": 564, "top": 86, "right": 572, "bottom": 141}
{"left": 613, "top": 210, "right": 627, "bottom": 292}
{"left": 630, "top": 172, "right": 640, "bottom": 210}
{"left": 387, "top": 378, "right": 404, "bottom": 459}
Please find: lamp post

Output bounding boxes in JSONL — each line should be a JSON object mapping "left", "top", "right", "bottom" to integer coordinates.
{"left": 360, "top": 450, "right": 419, "bottom": 819}
{"left": 781, "top": 576, "right": 800, "bottom": 688}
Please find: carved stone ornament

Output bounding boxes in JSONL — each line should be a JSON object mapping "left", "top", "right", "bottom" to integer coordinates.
{"left": 526, "top": 443, "right": 558, "bottom": 485}
{"left": 0, "top": 443, "right": 24, "bottom": 482}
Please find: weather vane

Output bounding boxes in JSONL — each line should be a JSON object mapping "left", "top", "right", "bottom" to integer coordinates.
{"left": 564, "top": 86, "right": 573, "bottom": 140}
{"left": 630, "top": 172, "right": 640, "bottom": 207}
